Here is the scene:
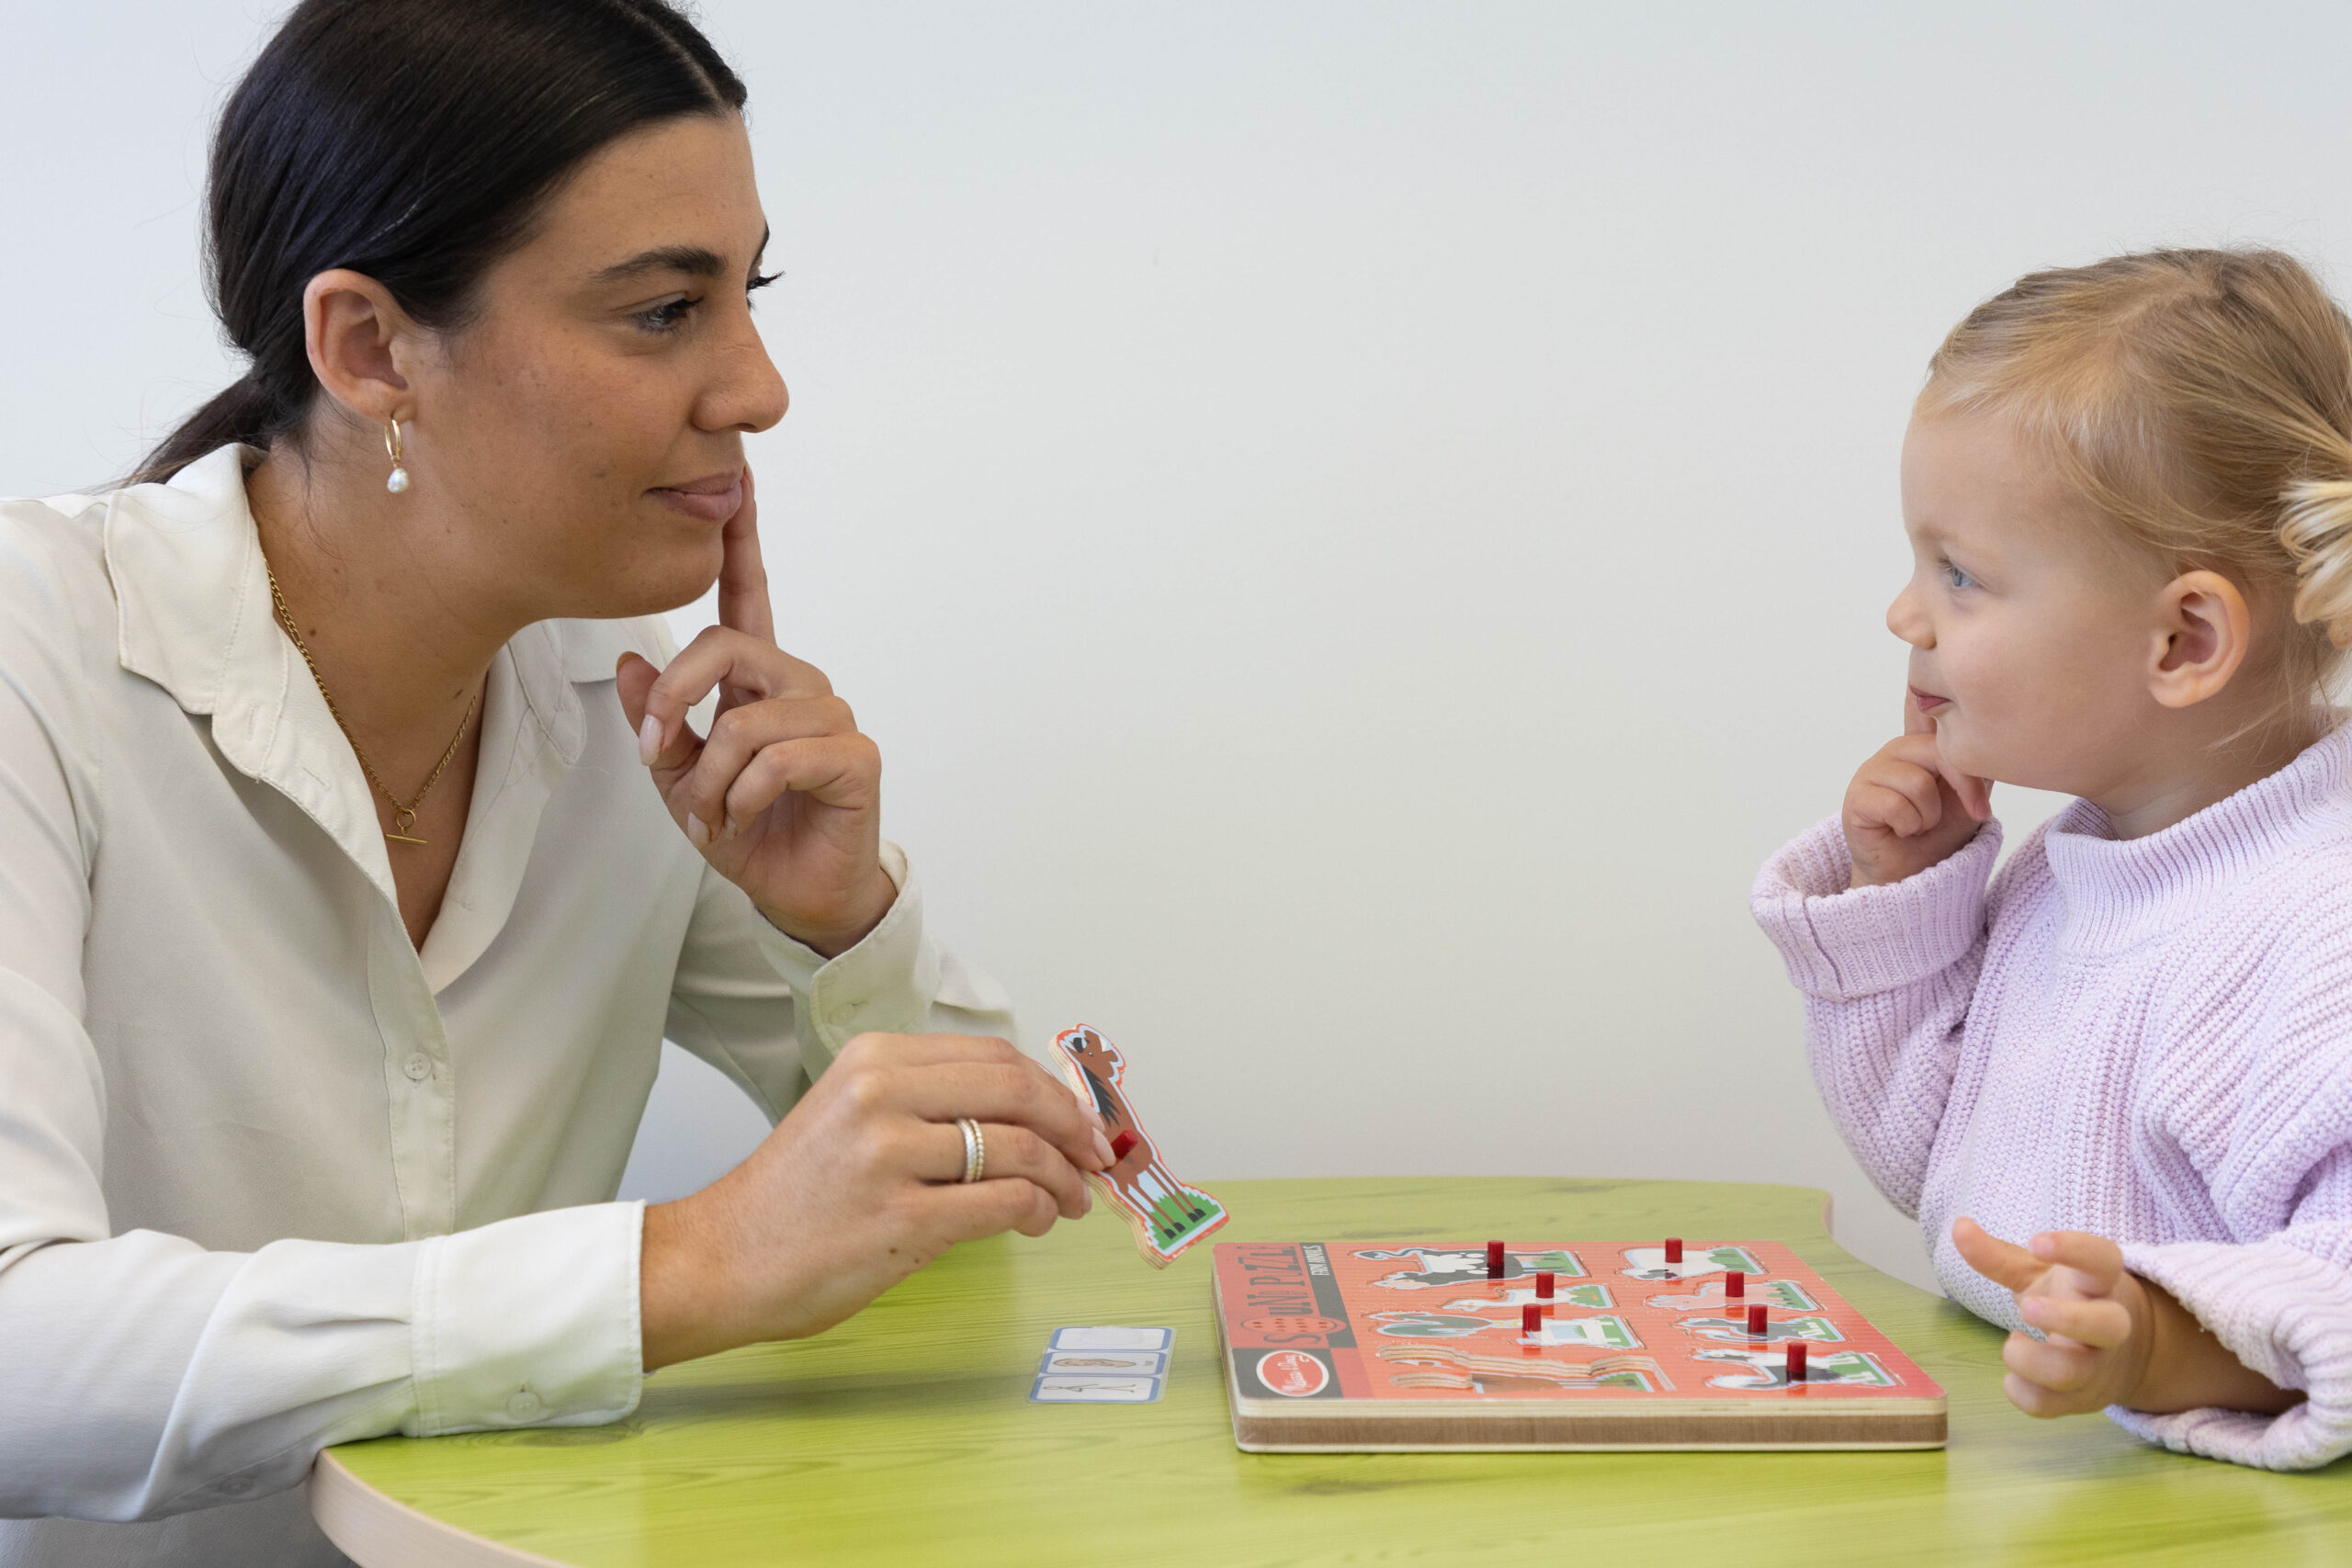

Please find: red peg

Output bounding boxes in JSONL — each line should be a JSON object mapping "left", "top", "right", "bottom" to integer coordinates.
{"left": 1725, "top": 1270, "right": 1745, "bottom": 1300}
{"left": 1787, "top": 1341, "right": 1808, "bottom": 1383}
{"left": 1521, "top": 1303, "right": 1541, "bottom": 1335}
{"left": 1664, "top": 1237, "right": 1683, "bottom": 1264}
{"left": 1747, "top": 1303, "right": 1767, "bottom": 1336}
{"left": 1535, "top": 1269, "right": 1555, "bottom": 1299}
{"left": 1487, "top": 1241, "right": 1506, "bottom": 1280}
{"left": 1108, "top": 1131, "right": 1138, "bottom": 1161}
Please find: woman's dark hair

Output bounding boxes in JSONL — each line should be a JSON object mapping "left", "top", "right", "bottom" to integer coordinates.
{"left": 130, "top": 0, "right": 745, "bottom": 485}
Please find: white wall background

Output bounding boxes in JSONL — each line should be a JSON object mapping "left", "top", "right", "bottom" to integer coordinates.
{"left": 11, "top": 2, "right": 2352, "bottom": 1292}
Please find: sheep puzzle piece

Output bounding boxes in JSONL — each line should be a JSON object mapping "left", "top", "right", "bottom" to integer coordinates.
{"left": 1051, "top": 1024, "right": 1228, "bottom": 1268}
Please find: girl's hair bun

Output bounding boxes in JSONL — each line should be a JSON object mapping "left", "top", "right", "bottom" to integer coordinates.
{"left": 2282, "top": 468, "right": 2352, "bottom": 649}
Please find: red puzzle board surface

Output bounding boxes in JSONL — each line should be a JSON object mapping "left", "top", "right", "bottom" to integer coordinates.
{"left": 1211, "top": 1240, "right": 1945, "bottom": 1450}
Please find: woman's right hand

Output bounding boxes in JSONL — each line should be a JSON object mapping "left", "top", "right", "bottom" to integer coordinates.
{"left": 1842, "top": 693, "right": 1993, "bottom": 888}
{"left": 639, "top": 1032, "right": 1115, "bottom": 1371}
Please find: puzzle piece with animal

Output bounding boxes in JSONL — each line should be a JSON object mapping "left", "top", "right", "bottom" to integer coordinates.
{"left": 1211, "top": 1238, "right": 1943, "bottom": 1450}
{"left": 1050, "top": 1025, "right": 1228, "bottom": 1268}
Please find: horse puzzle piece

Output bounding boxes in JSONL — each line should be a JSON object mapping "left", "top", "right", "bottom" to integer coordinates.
{"left": 1051, "top": 1024, "right": 1228, "bottom": 1268}
{"left": 1646, "top": 1279, "right": 1818, "bottom": 1313}
{"left": 1375, "top": 1343, "right": 1671, "bottom": 1393}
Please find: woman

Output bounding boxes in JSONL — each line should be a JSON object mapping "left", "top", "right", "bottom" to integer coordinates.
{"left": 0, "top": 2, "right": 1109, "bottom": 1562}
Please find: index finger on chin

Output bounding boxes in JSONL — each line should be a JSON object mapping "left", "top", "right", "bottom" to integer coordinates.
{"left": 718, "top": 467, "right": 776, "bottom": 645}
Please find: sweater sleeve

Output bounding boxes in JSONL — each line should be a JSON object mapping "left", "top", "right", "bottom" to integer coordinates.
{"left": 2110, "top": 1077, "right": 2352, "bottom": 1469}
{"left": 1749, "top": 814, "right": 2003, "bottom": 1216}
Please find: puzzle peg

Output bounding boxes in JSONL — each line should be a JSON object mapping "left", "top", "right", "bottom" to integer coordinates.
{"left": 1521, "top": 1303, "right": 1541, "bottom": 1337}
{"left": 1747, "top": 1303, "right": 1768, "bottom": 1336}
{"left": 1725, "top": 1269, "right": 1745, "bottom": 1300}
{"left": 1486, "top": 1241, "right": 1505, "bottom": 1280}
{"left": 1787, "top": 1341, "right": 1808, "bottom": 1383}
{"left": 1108, "top": 1131, "right": 1138, "bottom": 1161}
{"left": 1535, "top": 1269, "right": 1555, "bottom": 1300}
{"left": 1664, "top": 1237, "right": 1683, "bottom": 1264}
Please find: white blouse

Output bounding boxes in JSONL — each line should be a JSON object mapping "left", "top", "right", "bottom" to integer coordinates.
{"left": 0, "top": 447, "right": 1014, "bottom": 1565}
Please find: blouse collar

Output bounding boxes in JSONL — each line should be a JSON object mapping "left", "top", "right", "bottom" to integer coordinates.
{"left": 102, "top": 446, "right": 634, "bottom": 987}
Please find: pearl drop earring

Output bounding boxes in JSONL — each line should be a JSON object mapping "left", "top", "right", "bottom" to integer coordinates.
{"left": 384, "top": 417, "right": 411, "bottom": 494}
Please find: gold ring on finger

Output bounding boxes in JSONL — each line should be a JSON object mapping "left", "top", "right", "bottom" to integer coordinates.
{"left": 956, "top": 1117, "right": 986, "bottom": 1184}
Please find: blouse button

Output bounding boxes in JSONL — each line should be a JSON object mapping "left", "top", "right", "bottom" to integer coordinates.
{"left": 403, "top": 1054, "right": 432, "bottom": 1082}
{"left": 506, "top": 1388, "right": 544, "bottom": 1421}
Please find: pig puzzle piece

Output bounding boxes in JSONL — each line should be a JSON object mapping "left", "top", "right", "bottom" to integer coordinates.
{"left": 1051, "top": 1024, "right": 1229, "bottom": 1269}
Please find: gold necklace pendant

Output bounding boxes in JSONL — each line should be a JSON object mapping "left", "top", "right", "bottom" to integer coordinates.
{"left": 265, "top": 562, "right": 477, "bottom": 851}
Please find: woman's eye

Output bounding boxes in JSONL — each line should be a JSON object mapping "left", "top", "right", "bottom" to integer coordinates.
{"left": 635, "top": 296, "right": 699, "bottom": 333}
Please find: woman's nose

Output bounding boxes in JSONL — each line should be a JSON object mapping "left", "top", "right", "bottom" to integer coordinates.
{"left": 703, "top": 321, "right": 789, "bottom": 434}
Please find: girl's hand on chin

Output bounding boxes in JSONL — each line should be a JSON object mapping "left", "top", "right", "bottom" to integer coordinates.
{"left": 616, "top": 468, "right": 897, "bottom": 957}
{"left": 1841, "top": 690, "right": 1992, "bottom": 888}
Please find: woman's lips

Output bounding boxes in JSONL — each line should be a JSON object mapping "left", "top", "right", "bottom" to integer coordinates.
{"left": 649, "top": 474, "right": 744, "bottom": 523}
{"left": 1910, "top": 686, "right": 1951, "bottom": 714}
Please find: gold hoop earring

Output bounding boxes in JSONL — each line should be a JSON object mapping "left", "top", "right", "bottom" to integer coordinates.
{"left": 384, "top": 418, "right": 411, "bottom": 494}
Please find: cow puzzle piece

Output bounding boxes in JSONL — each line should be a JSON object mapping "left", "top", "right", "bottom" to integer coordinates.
{"left": 1051, "top": 1024, "right": 1228, "bottom": 1268}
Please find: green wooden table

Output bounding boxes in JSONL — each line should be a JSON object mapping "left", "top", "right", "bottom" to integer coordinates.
{"left": 311, "top": 1178, "right": 2352, "bottom": 1565}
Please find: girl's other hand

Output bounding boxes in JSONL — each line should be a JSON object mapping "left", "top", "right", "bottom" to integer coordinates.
{"left": 1951, "top": 1218, "right": 2153, "bottom": 1417}
{"left": 1951, "top": 1217, "right": 2302, "bottom": 1420}
{"left": 1841, "top": 691, "right": 1992, "bottom": 888}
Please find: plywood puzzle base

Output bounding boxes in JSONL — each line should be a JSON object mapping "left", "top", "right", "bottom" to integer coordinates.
{"left": 1213, "top": 1240, "right": 1947, "bottom": 1452}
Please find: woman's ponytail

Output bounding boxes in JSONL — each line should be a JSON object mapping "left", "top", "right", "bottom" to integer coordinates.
{"left": 125, "top": 372, "right": 285, "bottom": 488}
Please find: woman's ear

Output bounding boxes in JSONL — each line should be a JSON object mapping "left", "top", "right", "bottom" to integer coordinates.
{"left": 2148, "top": 569, "right": 2253, "bottom": 709}
{"left": 300, "top": 267, "right": 417, "bottom": 427}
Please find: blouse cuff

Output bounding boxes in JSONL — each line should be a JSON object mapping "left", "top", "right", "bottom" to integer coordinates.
{"left": 1749, "top": 815, "right": 2001, "bottom": 1001}
{"left": 407, "top": 1201, "right": 644, "bottom": 1437}
{"left": 2109, "top": 1239, "right": 2352, "bottom": 1471}
{"left": 753, "top": 841, "right": 942, "bottom": 1067}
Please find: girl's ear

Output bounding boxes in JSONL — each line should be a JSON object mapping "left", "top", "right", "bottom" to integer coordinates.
{"left": 2148, "top": 570, "right": 2253, "bottom": 709}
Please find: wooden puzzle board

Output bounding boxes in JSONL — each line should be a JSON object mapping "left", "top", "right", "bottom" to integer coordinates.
{"left": 1212, "top": 1240, "right": 1946, "bottom": 1451}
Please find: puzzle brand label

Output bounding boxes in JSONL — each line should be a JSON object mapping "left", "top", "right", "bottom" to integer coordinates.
{"left": 1255, "top": 1350, "right": 1330, "bottom": 1398}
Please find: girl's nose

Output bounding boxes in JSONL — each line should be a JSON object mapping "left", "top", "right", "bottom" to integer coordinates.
{"left": 1886, "top": 581, "right": 1934, "bottom": 649}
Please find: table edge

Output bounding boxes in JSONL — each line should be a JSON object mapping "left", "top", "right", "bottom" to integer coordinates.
{"left": 310, "top": 1449, "right": 560, "bottom": 1568}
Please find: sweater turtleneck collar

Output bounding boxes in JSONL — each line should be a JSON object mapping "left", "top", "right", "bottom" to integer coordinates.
{"left": 2041, "top": 722, "right": 2352, "bottom": 956}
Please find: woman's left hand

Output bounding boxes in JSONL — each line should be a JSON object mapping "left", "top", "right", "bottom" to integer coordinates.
{"left": 616, "top": 468, "right": 897, "bottom": 956}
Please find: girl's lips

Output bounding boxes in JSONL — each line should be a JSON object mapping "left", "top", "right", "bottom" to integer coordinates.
{"left": 649, "top": 477, "right": 743, "bottom": 523}
{"left": 1910, "top": 686, "right": 1951, "bottom": 713}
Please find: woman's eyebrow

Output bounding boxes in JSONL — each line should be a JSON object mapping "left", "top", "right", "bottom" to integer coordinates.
{"left": 592, "top": 227, "right": 771, "bottom": 287}
{"left": 592, "top": 244, "right": 728, "bottom": 285}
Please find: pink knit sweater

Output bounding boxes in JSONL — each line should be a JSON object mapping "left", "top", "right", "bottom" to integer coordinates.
{"left": 1752, "top": 726, "right": 2352, "bottom": 1471}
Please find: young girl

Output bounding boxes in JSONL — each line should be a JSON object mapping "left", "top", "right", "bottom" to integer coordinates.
{"left": 1753, "top": 248, "right": 2352, "bottom": 1471}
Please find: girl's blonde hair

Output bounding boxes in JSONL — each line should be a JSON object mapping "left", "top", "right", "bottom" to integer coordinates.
{"left": 1919, "top": 247, "right": 2352, "bottom": 732}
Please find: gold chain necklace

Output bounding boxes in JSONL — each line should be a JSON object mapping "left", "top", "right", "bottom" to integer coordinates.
{"left": 266, "top": 564, "right": 479, "bottom": 847}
